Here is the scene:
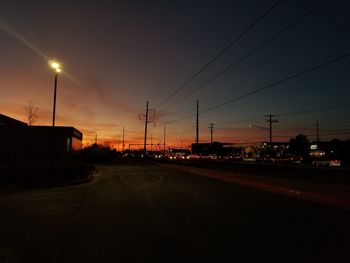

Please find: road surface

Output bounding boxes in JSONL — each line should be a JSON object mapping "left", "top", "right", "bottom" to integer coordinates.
{"left": 0, "top": 161, "right": 349, "bottom": 262}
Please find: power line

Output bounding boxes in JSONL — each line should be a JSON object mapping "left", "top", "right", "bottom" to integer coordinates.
{"left": 201, "top": 51, "right": 350, "bottom": 114}
{"left": 213, "top": 103, "right": 348, "bottom": 126}
{"left": 213, "top": 105, "right": 349, "bottom": 131}
{"left": 165, "top": 114, "right": 194, "bottom": 125}
{"left": 216, "top": 116, "right": 264, "bottom": 125}
{"left": 161, "top": 0, "right": 329, "bottom": 110}
{"left": 166, "top": 100, "right": 349, "bottom": 126}
{"left": 164, "top": 52, "right": 350, "bottom": 126}
{"left": 156, "top": 0, "right": 284, "bottom": 109}
{"left": 276, "top": 103, "right": 349, "bottom": 117}
{"left": 213, "top": 123, "right": 350, "bottom": 135}
{"left": 225, "top": 131, "right": 350, "bottom": 142}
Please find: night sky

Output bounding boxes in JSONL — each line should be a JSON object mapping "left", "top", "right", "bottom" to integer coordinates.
{"left": 1, "top": 0, "right": 350, "bottom": 149}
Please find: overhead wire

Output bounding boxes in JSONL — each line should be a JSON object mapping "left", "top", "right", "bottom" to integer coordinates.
{"left": 156, "top": 0, "right": 284, "bottom": 109}
{"left": 166, "top": 63, "right": 350, "bottom": 127}
{"left": 210, "top": 105, "right": 349, "bottom": 135}
{"left": 161, "top": 2, "right": 350, "bottom": 131}
{"left": 161, "top": 0, "right": 329, "bottom": 111}
{"left": 201, "top": 51, "right": 350, "bottom": 114}
{"left": 276, "top": 103, "right": 349, "bottom": 117}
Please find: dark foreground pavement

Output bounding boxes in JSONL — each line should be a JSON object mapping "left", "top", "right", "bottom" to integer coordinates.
{"left": 0, "top": 162, "right": 349, "bottom": 262}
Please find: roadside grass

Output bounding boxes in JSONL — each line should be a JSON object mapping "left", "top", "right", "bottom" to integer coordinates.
{"left": 0, "top": 159, "right": 94, "bottom": 187}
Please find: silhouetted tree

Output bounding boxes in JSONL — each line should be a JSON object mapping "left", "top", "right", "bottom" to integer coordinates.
{"left": 289, "top": 134, "right": 310, "bottom": 159}
{"left": 25, "top": 100, "right": 38, "bottom": 126}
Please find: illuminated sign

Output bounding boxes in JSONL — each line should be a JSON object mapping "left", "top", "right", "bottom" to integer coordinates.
{"left": 310, "top": 144, "right": 318, "bottom": 150}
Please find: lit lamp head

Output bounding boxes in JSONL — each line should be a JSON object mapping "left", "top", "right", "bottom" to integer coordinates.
{"left": 49, "top": 60, "right": 62, "bottom": 73}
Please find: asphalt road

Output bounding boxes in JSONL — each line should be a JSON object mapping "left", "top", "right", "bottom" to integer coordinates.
{"left": 0, "top": 162, "right": 349, "bottom": 262}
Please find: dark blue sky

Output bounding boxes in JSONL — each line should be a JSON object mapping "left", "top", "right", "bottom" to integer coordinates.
{"left": 1, "top": 0, "right": 350, "bottom": 146}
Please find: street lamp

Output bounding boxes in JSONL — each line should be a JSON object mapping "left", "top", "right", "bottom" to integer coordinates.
{"left": 49, "top": 61, "right": 62, "bottom": 127}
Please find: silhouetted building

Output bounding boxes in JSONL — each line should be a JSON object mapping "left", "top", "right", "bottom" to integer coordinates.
{"left": 310, "top": 140, "right": 345, "bottom": 159}
{"left": 168, "top": 148, "right": 191, "bottom": 158}
{"left": 0, "top": 114, "right": 82, "bottom": 160}
{"left": 191, "top": 142, "right": 234, "bottom": 156}
{"left": 245, "top": 142, "right": 290, "bottom": 159}
{"left": 0, "top": 113, "right": 27, "bottom": 127}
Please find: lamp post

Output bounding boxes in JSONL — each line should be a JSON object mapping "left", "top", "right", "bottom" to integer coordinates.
{"left": 50, "top": 61, "right": 61, "bottom": 127}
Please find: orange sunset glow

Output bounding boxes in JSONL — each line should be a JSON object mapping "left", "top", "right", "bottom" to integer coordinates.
{"left": 1, "top": 0, "right": 350, "bottom": 150}
{"left": 1, "top": 2, "right": 350, "bottom": 262}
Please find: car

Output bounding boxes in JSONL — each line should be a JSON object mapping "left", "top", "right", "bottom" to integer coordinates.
{"left": 271, "top": 157, "right": 291, "bottom": 164}
{"left": 290, "top": 156, "right": 303, "bottom": 164}
{"left": 312, "top": 159, "right": 341, "bottom": 167}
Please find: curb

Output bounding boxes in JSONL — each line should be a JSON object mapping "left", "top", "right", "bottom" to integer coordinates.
{"left": 159, "top": 163, "right": 350, "bottom": 210}
{"left": 0, "top": 171, "right": 95, "bottom": 189}
{"left": 47, "top": 171, "right": 95, "bottom": 187}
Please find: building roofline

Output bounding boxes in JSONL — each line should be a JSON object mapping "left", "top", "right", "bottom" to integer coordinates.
{"left": 0, "top": 114, "right": 27, "bottom": 126}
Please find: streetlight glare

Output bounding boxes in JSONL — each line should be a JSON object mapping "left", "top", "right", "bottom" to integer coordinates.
{"left": 49, "top": 61, "right": 60, "bottom": 70}
{"left": 56, "top": 68, "right": 61, "bottom": 73}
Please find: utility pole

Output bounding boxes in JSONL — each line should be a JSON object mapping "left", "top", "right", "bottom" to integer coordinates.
{"left": 196, "top": 100, "right": 199, "bottom": 144}
{"left": 209, "top": 123, "right": 214, "bottom": 143}
{"left": 316, "top": 120, "right": 320, "bottom": 142}
{"left": 265, "top": 114, "right": 278, "bottom": 146}
{"left": 122, "top": 127, "right": 125, "bottom": 152}
{"left": 95, "top": 134, "right": 98, "bottom": 145}
{"left": 52, "top": 69, "right": 60, "bottom": 127}
{"left": 139, "top": 101, "right": 155, "bottom": 155}
{"left": 163, "top": 124, "right": 166, "bottom": 153}
{"left": 144, "top": 101, "right": 149, "bottom": 154}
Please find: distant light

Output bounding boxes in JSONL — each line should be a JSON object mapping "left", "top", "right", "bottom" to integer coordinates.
{"left": 50, "top": 61, "right": 60, "bottom": 69}
{"left": 49, "top": 60, "right": 62, "bottom": 74}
